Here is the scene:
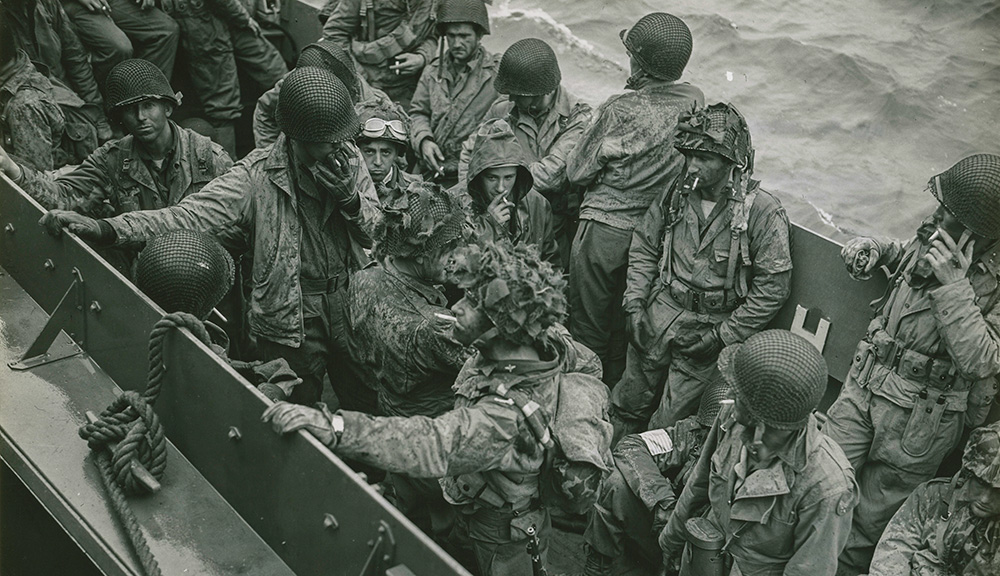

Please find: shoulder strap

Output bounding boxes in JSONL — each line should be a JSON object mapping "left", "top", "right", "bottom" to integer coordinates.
{"left": 492, "top": 382, "right": 555, "bottom": 451}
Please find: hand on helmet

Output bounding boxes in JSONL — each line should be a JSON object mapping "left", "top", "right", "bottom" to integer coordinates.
{"left": 841, "top": 237, "right": 882, "bottom": 280}
{"left": 261, "top": 401, "right": 338, "bottom": 448}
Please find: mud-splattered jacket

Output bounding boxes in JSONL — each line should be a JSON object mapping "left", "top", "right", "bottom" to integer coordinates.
{"left": 869, "top": 476, "right": 999, "bottom": 576}
{"left": 566, "top": 81, "right": 703, "bottom": 231}
{"left": 661, "top": 408, "right": 858, "bottom": 576}
{"left": 847, "top": 238, "right": 1000, "bottom": 425}
{"left": 346, "top": 263, "right": 472, "bottom": 417}
{"left": 0, "top": 50, "right": 65, "bottom": 171}
{"left": 103, "top": 135, "right": 381, "bottom": 347}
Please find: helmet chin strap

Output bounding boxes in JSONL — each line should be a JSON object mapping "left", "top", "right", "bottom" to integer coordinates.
{"left": 747, "top": 423, "right": 767, "bottom": 456}
{"left": 625, "top": 69, "right": 652, "bottom": 91}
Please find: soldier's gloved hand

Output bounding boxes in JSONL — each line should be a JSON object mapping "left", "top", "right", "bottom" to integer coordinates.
{"left": 314, "top": 146, "right": 359, "bottom": 210}
{"left": 841, "top": 237, "right": 882, "bottom": 280}
{"left": 261, "top": 401, "right": 338, "bottom": 448}
{"left": 674, "top": 326, "right": 722, "bottom": 360}
{"left": 38, "top": 210, "right": 109, "bottom": 242}
{"left": 626, "top": 307, "right": 649, "bottom": 355}
{"left": 257, "top": 382, "right": 287, "bottom": 402}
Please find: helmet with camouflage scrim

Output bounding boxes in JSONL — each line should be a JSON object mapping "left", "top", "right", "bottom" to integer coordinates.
{"left": 105, "top": 59, "right": 181, "bottom": 119}
{"left": 963, "top": 421, "right": 1000, "bottom": 488}
{"left": 927, "top": 154, "right": 1000, "bottom": 239}
{"left": 437, "top": 0, "right": 491, "bottom": 35}
{"left": 494, "top": 38, "right": 561, "bottom": 96}
{"left": 620, "top": 13, "right": 692, "bottom": 82}
{"left": 136, "top": 230, "right": 235, "bottom": 320}
{"left": 276, "top": 67, "right": 360, "bottom": 143}
{"left": 447, "top": 241, "right": 567, "bottom": 346}
{"left": 356, "top": 98, "right": 410, "bottom": 149}
{"left": 675, "top": 102, "right": 754, "bottom": 173}
{"left": 718, "top": 330, "right": 827, "bottom": 430}
{"left": 296, "top": 40, "right": 361, "bottom": 103}
{"left": 374, "top": 181, "right": 465, "bottom": 260}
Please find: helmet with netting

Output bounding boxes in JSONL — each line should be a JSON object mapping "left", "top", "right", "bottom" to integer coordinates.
{"left": 135, "top": 230, "right": 235, "bottom": 320}
{"left": 675, "top": 102, "right": 753, "bottom": 172}
{"left": 963, "top": 421, "right": 1000, "bottom": 488}
{"left": 620, "top": 13, "right": 692, "bottom": 81}
{"left": 105, "top": 59, "right": 180, "bottom": 116}
{"left": 296, "top": 40, "right": 361, "bottom": 103}
{"left": 447, "top": 241, "right": 567, "bottom": 346}
{"left": 494, "top": 38, "right": 561, "bottom": 96}
{"left": 718, "top": 330, "right": 827, "bottom": 430}
{"left": 696, "top": 377, "right": 734, "bottom": 427}
{"left": 375, "top": 181, "right": 465, "bottom": 260}
{"left": 276, "top": 67, "right": 360, "bottom": 143}
{"left": 927, "top": 154, "right": 1000, "bottom": 239}
{"left": 437, "top": 0, "right": 490, "bottom": 35}
{"left": 356, "top": 98, "right": 410, "bottom": 148}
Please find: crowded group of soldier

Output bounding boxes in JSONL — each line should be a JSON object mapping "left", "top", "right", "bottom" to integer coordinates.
{"left": 1, "top": 1, "right": 998, "bottom": 575}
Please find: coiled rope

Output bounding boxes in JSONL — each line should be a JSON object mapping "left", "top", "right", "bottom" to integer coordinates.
{"left": 79, "top": 312, "right": 211, "bottom": 576}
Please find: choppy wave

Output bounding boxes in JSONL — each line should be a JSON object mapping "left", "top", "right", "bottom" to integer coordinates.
{"left": 483, "top": 0, "right": 1000, "bottom": 240}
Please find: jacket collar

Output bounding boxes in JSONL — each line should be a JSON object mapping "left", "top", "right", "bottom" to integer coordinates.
{"left": 264, "top": 134, "right": 294, "bottom": 199}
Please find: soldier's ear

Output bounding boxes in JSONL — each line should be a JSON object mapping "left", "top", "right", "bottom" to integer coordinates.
{"left": 165, "top": 104, "right": 174, "bottom": 118}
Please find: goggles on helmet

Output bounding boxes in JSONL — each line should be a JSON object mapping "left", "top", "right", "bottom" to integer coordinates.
{"left": 361, "top": 118, "right": 407, "bottom": 142}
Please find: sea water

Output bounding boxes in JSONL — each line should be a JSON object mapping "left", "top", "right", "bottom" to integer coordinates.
{"left": 482, "top": 0, "right": 1000, "bottom": 241}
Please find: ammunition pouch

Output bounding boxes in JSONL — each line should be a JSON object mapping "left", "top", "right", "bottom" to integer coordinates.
{"left": 868, "top": 330, "right": 969, "bottom": 392}
{"left": 667, "top": 280, "right": 743, "bottom": 314}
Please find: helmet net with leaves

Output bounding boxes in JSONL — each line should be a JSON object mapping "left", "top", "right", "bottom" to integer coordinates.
{"left": 276, "top": 67, "right": 360, "bottom": 143}
{"left": 356, "top": 98, "right": 410, "bottom": 146}
{"left": 675, "top": 102, "right": 753, "bottom": 171}
{"left": 448, "top": 241, "right": 567, "bottom": 346}
{"left": 927, "top": 153, "right": 1000, "bottom": 239}
{"left": 620, "top": 12, "right": 692, "bottom": 81}
{"left": 963, "top": 421, "right": 1000, "bottom": 488}
{"left": 105, "top": 59, "right": 180, "bottom": 114}
{"left": 437, "top": 0, "right": 490, "bottom": 34}
{"left": 718, "top": 330, "right": 827, "bottom": 430}
{"left": 375, "top": 181, "right": 465, "bottom": 260}
{"left": 135, "top": 230, "right": 235, "bottom": 320}
{"left": 494, "top": 38, "right": 561, "bottom": 96}
{"left": 296, "top": 40, "right": 361, "bottom": 103}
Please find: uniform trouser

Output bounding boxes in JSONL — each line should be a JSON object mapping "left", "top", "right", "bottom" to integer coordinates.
{"left": 256, "top": 287, "right": 378, "bottom": 413}
{"left": 569, "top": 220, "right": 631, "bottom": 385}
{"left": 62, "top": 0, "right": 179, "bottom": 83}
{"left": 229, "top": 25, "right": 288, "bottom": 91}
{"left": 584, "top": 467, "right": 661, "bottom": 575}
{"left": 609, "top": 289, "right": 723, "bottom": 445}
{"left": 175, "top": 10, "right": 242, "bottom": 122}
{"left": 389, "top": 473, "right": 456, "bottom": 544}
{"left": 457, "top": 505, "right": 551, "bottom": 576}
{"left": 824, "top": 376, "right": 964, "bottom": 576}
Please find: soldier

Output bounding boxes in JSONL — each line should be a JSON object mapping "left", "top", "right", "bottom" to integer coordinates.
{"left": 826, "top": 153, "right": 1000, "bottom": 575}
{"left": 410, "top": 0, "right": 499, "bottom": 187}
{"left": 355, "top": 99, "right": 420, "bottom": 203}
{"left": 4, "top": 0, "right": 111, "bottom": 163}
{"left": 868, "top": 421, "right": 1000, "bottom": 576}
{"left": 263, "top": 241, "right": 613, "bottom": 576}
{"left": 60, "top": 0, "right": 179, "bottom": 83}
{"left": 460, "top": 37, "right": 593, "bottom": 270}
{"left": 582, "top": 379, "right": 731, "bottom": 576}
{"left": 38, "top": 67, "right": 382, "bottom": 414}
{"left": 346, "top": 182, "right": 469, "bottom": 542}
{"left": 159, "top": 0, "right": 288, "bottom": 157}
{"left": 0, "top": 59, "right": 231, "bottom": 257}
{"left": 659, "top": 330, "right": 858, "bottom": 576}
{"left": 0, "top": 9, "right": 66, "bottom": 172}
{"left": 321, "top": 0, "right": 438, "bottom": 109}
{"left": 565, "top": 12, "right": 704, "bottom": 385}
{"left": 253, "top": 39, "right": 391, "bottom": 149}
{"left": 610, "top": 102, "right": 792, "bottom": 443}
{"left": 455, "top": 118, "right": 559, "bottom": 268}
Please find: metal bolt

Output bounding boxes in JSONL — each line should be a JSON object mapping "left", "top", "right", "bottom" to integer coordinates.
{"left": 227, "top": 426, "right": 242, "bottom": 441}
{"left": 323, "top": 513, "right": 339, "bottom": 531}
{"left": 378, "top": 525, "right": 386, "bottom": 534}
{"left": 43, "top": 259, "right": 55, "bottom": 271}
{"left": 90, "top": 301, "right": 101, "bottom": 313}
{"left": 4, "top": 223, "right": 14, "bottom": 234}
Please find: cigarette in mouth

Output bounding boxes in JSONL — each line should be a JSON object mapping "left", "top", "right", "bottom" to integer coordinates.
{"left": 434, "top": 313, "right": 457, "bottom": 323}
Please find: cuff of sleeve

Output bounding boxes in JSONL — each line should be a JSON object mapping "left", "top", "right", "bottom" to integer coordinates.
{"left": 96, "top": 220, "right": 118, "bottom": 246}
{"left": 339, "top": 192, "right": 361, "bottom": 216}
{"left": 623, "top": 298, "right": 645, "bottom": 314}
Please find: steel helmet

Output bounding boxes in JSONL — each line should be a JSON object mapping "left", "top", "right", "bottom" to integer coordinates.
{"left": 105, "top": 59, "right": 180, "bottom": 117}
{"left": 375, "top": 181, "right": 465, "bottom": 260}
{"left": 963, "top": 421, "right": 1000, "bottom": 488}
{"left": 356, "top": 99, "right": 410, "bottom": 148}
{"left": 718, "top": 330, "right": 827, "bottom": 430}
{"left": 296, "top": 40, "right": 361, "bottom": 103}
{"left": 927, "top": 154, "right": 1000, "bottom": 239}
{"left": 276, "top": 66, "right": 361, "bottom": 143}
{"left": 135, "top": 230, "right": 235, "bottom": 320}
{"left": 436, "top": 0, "right": 490, "bottom": 35}
{"left": 494, "top": 38, "right": 561, "bottom": 96}
{"left": 620, "top": 13, "right": 692, "bottom": 81}
{"left": 675, "top": 103, "right": 754, "bottom": 172}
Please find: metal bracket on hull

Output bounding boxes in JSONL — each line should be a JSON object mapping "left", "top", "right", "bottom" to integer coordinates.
{"left": 360, "top": 520, "right": 397, "bottom": 576}
{"left": 8, "top": 268, "right": 85, "bottom": 370}
{"left": 789, "top": 304, "right": 831, "bottom": 353}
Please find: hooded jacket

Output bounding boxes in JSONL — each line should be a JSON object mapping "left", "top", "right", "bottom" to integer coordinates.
{"left": 456, "top": 118, "right": 559, "bottom": 266}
